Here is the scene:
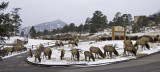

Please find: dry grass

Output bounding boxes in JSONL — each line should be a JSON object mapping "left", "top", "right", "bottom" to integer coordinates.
{"left": 136, "top": 53, "right": 148, "bottom": 58}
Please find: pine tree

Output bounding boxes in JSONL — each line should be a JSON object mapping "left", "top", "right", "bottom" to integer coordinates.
{"left": 0, "top": 2, "right": 22, "bottom": 42}
{"left": 90, "top": 25, "right": 97, "bottom": 33}
{"left": 61, "top": 25, "right": 69, "bottom": 33}
{"left": 43, "top": 29, "right": 49, "bottom": 35}
{"left": 77, "top": 24, "right": 83, "bottom": 33}
{"left": 21, "top": 31, "right": 24, "bottom": 37}
{"left": 89, "top": 10, "right": 108, "bottom": 32}
{"left": 69, "top": 23, "right": 76, "bottom": 32}
{"left": 29, "top": 26, "right": 36, "bottom": 38}
{"left": 36, "top": 31, "right": 43, "bottom": 37}
{"left": 11, "top": 8, "right": 22, "bottom": 36}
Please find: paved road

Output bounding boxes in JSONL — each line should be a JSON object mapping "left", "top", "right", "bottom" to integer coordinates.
{"left": 1, "top": 44, "right": 160, "bottom": 72}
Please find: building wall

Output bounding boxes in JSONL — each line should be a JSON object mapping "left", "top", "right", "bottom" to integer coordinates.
{"left": 134, "top": 16, "right": 140, "bottom": 23}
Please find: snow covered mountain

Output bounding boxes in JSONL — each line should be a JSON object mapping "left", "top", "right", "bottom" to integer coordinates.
{"left": 21, "top": 20, "right": 68, "bottom": 34}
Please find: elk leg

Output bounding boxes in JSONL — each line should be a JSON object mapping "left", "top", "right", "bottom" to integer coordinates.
{"left": 124, "top": 50, "right": 126, "bottom": 56}
{"left": 97, "top": 53, "right": 99, "bottom": 59}
{"left": 85, "top": 56, "right": 87, "bottom": 61}
{"left": 35, "top": 58, "right": 36, "bottom": 62}
{"left": 89, "top": 57, "right": 90, "bottom": 62}
{"left": 128, "top": 51, "right": 130, "bottom": 56}
{"left": 109, "top": 52, "right": 112, "bottom": 58}
{"left": 71, "top": 54, "right": 72, "bottom": 60}
{"left": 104, "top": 51, "right": 106, "bottom": 57}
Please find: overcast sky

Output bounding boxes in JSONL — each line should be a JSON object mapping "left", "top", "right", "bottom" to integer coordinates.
{"left": 1, "top": 0, "right": 160, "bottom": 27}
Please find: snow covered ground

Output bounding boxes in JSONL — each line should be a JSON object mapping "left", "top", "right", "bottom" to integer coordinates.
{"left": 27, "top": 40, "right": 160, "bottom": 67}
{"left": 2, "top": 26, "right": 160, "bottom": 67}
{"left": 1, "top": 36, "right": 57, "bottom": 59}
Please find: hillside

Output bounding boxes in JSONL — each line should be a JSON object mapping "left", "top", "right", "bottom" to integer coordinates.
{"left": 21, "top": 20, "right": 68, "bottom": 35}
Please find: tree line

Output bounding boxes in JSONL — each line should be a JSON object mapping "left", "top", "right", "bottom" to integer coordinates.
{"left": 29, "top": 10, "right": 160, "bottom": 38}
{"left": 1, "top": 2, "right": 159, "bottom": 39}
{"left": 0, "top": 2, "right": 22, "bottom": 42}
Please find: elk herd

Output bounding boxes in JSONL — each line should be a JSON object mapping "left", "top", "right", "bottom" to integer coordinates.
{"left": 1, "top": 35, "right": 159, "bottom": 63}
{"left": 1, "top": 41, "right": 27, "bottom": 56}
{"left": 28, "top": 35, "right": 159, "bottom": 63}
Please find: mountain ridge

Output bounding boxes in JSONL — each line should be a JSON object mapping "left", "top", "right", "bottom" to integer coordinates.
{"left": 21, "top": 20, "right": 68, "bottom": 35}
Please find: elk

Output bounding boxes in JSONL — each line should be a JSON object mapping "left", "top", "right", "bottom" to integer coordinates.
{"left": 43, "top": 47, "right": 52, "bottom": 60}
{"left": 134, "top": 37, "right": 150, "bottom": 50}
{"left": 84, "top": 51, "right": 95, "bottom": 62}
{"left": 103, "top": 44, "right": 119, "bottom": 58}
{"left": 59, "top": 40, "right": 64, "bottom": 46}
{"left": 34, "top": 50, "right": 41, "bottom": 62}
{"left": 3, "top": 47, "right": 14, "bottom": 56}
{"left": 37, "top": 44, "right": 52, "bottom": 60}
{"left": 95, "top": 37, "right": 101, "bottom": 42}
{"left": 28, "top": 48, "right": 33, "bottom": 57}
{"left": 68, "top": 40, "right": 78, "bottom": 47}
{"left": 70, "top": 49, "right": 80, "bottom": 61}
{"left": 124, "top": 45, "right": 137, "bottom": 56}
{"left": 55, "top": 41, "right": 60, "bottom": 48}
{"left": 60, "top": 49, "right": 65, "bottom": 60}
{"left": 124, "top": 40, "right": 133, "bottom": 48}
{"left": 90, "top": 46, "right": 105, "bottom": 59}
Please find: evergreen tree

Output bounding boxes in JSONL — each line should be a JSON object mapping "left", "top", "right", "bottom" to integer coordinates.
{"left": 21, "top": 31, "right": 24, "bottom": 37}
{"left": 0, "top": 2, "right": 22, "bottom": 42}
{"left": 61, "top": 25, "right": 69, "bottom": 33}
{"left": 137, "top": 16, "right": 149, "bottom": 27}
{"left": 89, "top": 10, "right": 108, "bottom": 32}
{"left": 110, "top": 12, "right": 132, "bottom": 26}
{"left": 83, "top": 17, "right": 91, "bottom": 32}
{"left": 51, "top": 29, "right": 57, "bottom": 35}
{"left": 77, "top": 24, "right": 83, "bottom": 33}
{"left": 83, "top": 24, "right": 90, "bottom": 32}
{"left": 132, "top": 15, "right": 149, "bottom": 32}
{"left": 29, "top": 26, "right": 36, "bottom": 38}
{"left": 37, "top": 31, "right": 43, "bottom": 36}
{"left": 153, "top": 14, "right": 160, "bottom": 24}
{"left": 69, "top": 23, "right": 76, "bottom": 32}
{"left": 85, "top": 17, "right": 91, "bottom": 25}
{"left": 43, "top": 29, "right": 49, "bottom": 35}
{"left": 90, "top": 25, "right": 97, "bottom": 33}
{"left": 11, "top": 8, "right": 22, "bottom": 35}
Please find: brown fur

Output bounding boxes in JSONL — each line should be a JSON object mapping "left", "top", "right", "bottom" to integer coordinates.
{"left": 124, "top": 45, "right": 137, "bottom": 56}
{"left": 13, "top": 45, "right": 22, "bottom": 53}
{"left": 96, "top": 37, "right": 101, "bottom": 42}
{"left": 68, "top": 40, "right": 78, "bottom": 47}
{"left": 70, "top": 49, "right": 80, "bottom": 61}
{"left": 134, "top": 37, "right": 150, "bottom": 50}
{"left": 28, "top": 48, "right": 33, "bottom": 57}
{"left": 74, "top": 37, "right": 79, "bottom": 43}
{"left": 3, "top": 47, "right": 14, "bottom": 56}
{"left": 60, "top": 49, "right": 65, "bottom": 60}
{"left": 59, "top": 40, "right": 64, "bottom": 46}
{"left": 90, "top": 46, "right": 105, "bottom": 58}
{"left": 55, "top": 41, "right": 60, "bottom": 48}
{"left": 84, "top": 51, "right": 95, "bottom": 61}
{"left": 34, "top": 50, "right": 41, "bottom": 62}
{"left": 43, "top": 48, "right": 52, "bottom": 60}
{"left": 103, "top": 44, "right": 119, "bottom": 58}
{"left": 37, "top": 44, "right": 44, "bottom": 55}
{"left": 124, "top": 40, "right": 133, "bottom": 48}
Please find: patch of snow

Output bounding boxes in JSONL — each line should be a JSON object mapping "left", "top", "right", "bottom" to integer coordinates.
{"left": 27, "top": 40, "right": 160, "bottom": 67}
